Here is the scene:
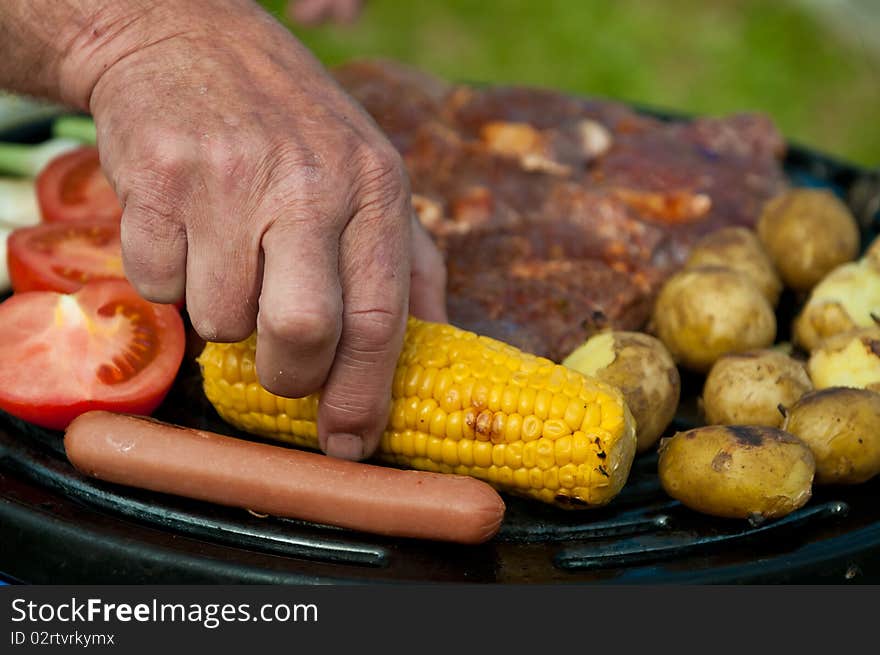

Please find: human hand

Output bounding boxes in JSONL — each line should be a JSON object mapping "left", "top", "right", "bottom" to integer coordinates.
{"left": 60, "top": 1, "right": 446, "bottom": 461}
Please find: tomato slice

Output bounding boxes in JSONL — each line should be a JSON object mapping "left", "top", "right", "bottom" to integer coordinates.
{"left": 0, "top": 279, "right": 185, "bottom": 430}
{"left": 36, "top": 146, "right": 123, "bottom": 223}
{"left": 7, "top": 220, "right": 124, "bottom": 293}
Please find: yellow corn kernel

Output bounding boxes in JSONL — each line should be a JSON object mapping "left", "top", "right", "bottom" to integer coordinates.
{"left": 198, "top": 318, "right": 636, "bottom": 509}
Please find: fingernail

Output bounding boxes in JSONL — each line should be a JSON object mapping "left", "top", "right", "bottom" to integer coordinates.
{"left": 325, "top": 433, "right": 364, "bottom": 461}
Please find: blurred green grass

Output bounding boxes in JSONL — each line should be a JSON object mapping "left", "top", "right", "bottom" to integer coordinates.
{"left": 260, "top": 0, "right": 879, "bottom": 167}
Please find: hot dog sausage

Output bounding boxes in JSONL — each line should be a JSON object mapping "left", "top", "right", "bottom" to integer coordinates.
{"left": 64, "top": 411, "right": 506, "bottom": 544}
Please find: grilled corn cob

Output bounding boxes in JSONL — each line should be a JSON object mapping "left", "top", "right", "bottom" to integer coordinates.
{"left": 198, "top": 317, "right": 637, "bottom": 508}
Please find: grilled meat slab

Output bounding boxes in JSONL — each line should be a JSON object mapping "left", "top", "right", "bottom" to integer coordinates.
{"left": 334, "top": 60, "right": 789, "bottom": 361}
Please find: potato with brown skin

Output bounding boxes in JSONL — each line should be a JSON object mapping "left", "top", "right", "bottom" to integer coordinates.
{"left": 701, "top": 350, "right": 812, "bottom": 428}
{"left": 782, "top": 387, "right": 880, "bottom": 485}
{"left": 658, "top": 425, "right": 815, "bottom": 520}
{"left": 563, "top": 331, "right": 681, "bottom": 453}
{"left": 807, "top": 327, "right": 880, "bottom": 392}
{"left": 651, "top": 266, "right": 776, "bottom": 373}
{"left": 684, "top": 226, "right": 783, "bottom": 306}
{"left": 757, "top": 188, "right": 860, "bottom": 293}
{"left": 793, "top": 252, "right": 880, "bottom": 352}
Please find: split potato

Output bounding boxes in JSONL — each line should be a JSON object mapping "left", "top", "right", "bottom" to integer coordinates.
{"left": 684, "top": 226, "right": 783, "bottom": 306}
{"left": 563, "top": 331, "right": 680, "bottom": 453}
{"left": 757, "top": 188, "right": 860, "bottom": 292}
{"left": 701, "top": 350, "right": 812, "bottom": 428}
{"left": 658, "top": 425, "right": 815, "bottom": 520}
{"left": 782, "top": 387, "right": 880, "bottom": 485}
{"left": 651, "top": 265, "right": 776, "bottom": 373}
{"left": 807, "top": 327, "right": 880, "bottom": 391}
{"left": 793, "top": 252, "right": 880, "bottom": 352}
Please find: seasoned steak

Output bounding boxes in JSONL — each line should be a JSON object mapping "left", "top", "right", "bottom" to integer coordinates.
{"left": 334, "top": 60, "right": 789, "bottom": 361}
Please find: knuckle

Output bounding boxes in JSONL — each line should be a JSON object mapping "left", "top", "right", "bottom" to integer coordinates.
{"left": 258, "top": 302, "right": 341, "bottom": 350}
{"left": 354, "top": 144, "right": 409, "bottom": 214}
{"left": 344, "top": 308, "right": 402, "bottom": 355}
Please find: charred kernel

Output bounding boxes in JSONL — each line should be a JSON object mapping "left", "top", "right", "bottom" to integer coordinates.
{"left": 462, "top": 408, "right": 476, "bottom": 439}
{"left": 490, "top": 412, "right": 506, "bottom": 443}
{"left": 474, "top": 409, "right": 494, "bottom": 441}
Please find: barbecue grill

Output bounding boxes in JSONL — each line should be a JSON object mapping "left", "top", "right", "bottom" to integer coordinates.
{"left": 1, "top": 113, "right": 879, "bottom": 585}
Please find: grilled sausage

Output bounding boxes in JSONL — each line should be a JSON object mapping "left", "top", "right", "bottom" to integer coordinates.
{"left": 64, "top": 411, "right": 506, "bottom": 544}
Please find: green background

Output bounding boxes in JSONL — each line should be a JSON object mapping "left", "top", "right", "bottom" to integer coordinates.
{"left": 260, "top": 0, "right": 879, "bottom": 167}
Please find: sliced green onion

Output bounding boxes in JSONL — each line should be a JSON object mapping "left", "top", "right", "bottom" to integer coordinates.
{"left": 0, "top": 137, "right": 82, "bottom": 177}
{"left": 52, "top": 114, "right": 97, "bottom": 145}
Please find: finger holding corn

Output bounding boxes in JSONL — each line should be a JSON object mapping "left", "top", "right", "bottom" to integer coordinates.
{"left": 199, "top": 317, "right": 637, "bottom": 509}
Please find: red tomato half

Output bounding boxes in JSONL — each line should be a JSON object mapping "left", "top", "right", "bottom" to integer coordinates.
{"left": 36, "top": 146, "right": 123, "bottom": 223}
{"left": 0, "top": 279, "right": 185, "bottom": 430}
{"left": 7, "top": 220, "right": 124, "bottom": 293}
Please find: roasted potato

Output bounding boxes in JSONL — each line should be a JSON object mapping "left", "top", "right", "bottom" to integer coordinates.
{"left": 701, "top": 350, "right": 812, "bottom": 428}
{"left": 782, "top": 387, "right": 880, "bottom": 484}
{"left": 757, "top": 188, "right": 860, "bottom": 292}
{"left": 807, "top": 327, "right": 880, "bottom": 391}
{"left": 651, "top": 266, "right": 776, "bottom": 373}
{"left": 563, "top": 331, "right": 680, "bottom": 453}
{"left": 684, "top": 226, "right": 782, "bottom": 306}
{"left": 658, "top": 425, "right": 814, "bottom": 519}
{"left": 793, "top": 254, "right": 880, "bottom": 351}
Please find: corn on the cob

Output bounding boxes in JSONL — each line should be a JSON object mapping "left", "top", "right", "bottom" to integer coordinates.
{"left": 198, "top": 317, "right": 637, "bottom": 508}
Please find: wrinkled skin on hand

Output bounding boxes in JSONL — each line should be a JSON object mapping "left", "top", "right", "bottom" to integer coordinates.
{"left": 62, "top": 1, "right": 447, "bottom": 461}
